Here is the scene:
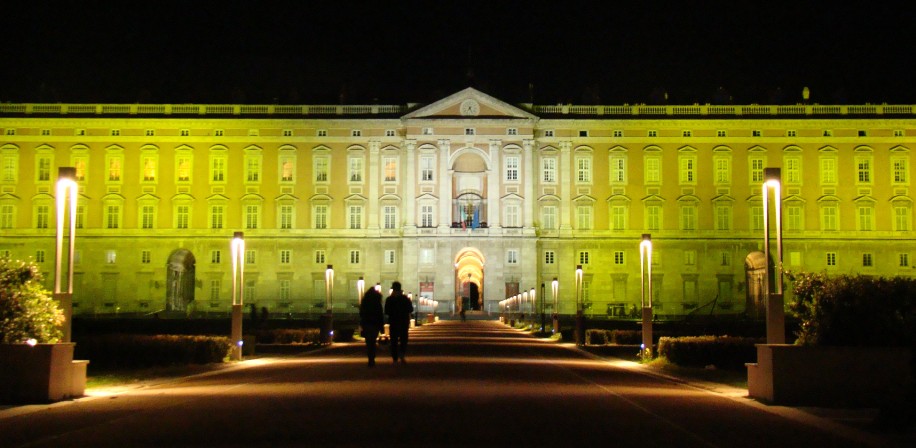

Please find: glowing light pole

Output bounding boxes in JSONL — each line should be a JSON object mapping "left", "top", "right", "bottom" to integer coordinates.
{"left": 640, "top": 234, "right": 653, "bottom": 357}
{"left": 551, "top": 278, "right": 559, "bottom": 334}
{"left": 762, "top": 168, "right": 786, "bottom": 344}
{"left": 575, "top": 264, "right": 584, "bottom": 345}
{"left": 230, "top": 232, "right": 245, "bottom": 360}
{"left": 357, "top": 277, "right": 365, "bottom": 304}
{"left": 320, "top": 265, "right": 334, "bottom": 344}
{"left": 54, "top": 167, "right": 78, "bottom": 343}
{"left": 539, "top": 282, "right": 546, "bottom": 332}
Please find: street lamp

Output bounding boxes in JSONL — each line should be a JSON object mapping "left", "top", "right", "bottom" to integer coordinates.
{"left": 230, "top": 232, "right": 245, "bottom": 360}
{"left": 575, "top": 264, "right": 584, "bottom": 345}
{"left": 762, "top": 167, "right": 786, "bottom": 344}
{"left": 375, "top": 282, "right": 381, "bottom": 293}
{"left": 320, "top": 264, "right": 334, "bottom": 344}
{"left": 539, "top": 282, "right": 546, "bottom": 332}
{"left": 551, "top": 277, "right": 559, "bottom": 334}
{"left": 640, "top": 234, "right": 653, "bottom": 357}
{"left": 54, "top": 167, "right": 78, "bottom": 342}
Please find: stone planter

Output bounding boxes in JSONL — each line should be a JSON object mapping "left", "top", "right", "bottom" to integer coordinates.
{"left": 747, "top": 344, "right": 912, "bottom": 407}
{"left": 0, "top": 343, "right": 89, "bottom": 404}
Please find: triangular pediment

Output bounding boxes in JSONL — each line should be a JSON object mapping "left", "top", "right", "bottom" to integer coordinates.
{"left": 402, "top": 88, "right": 538, "bottom": 120}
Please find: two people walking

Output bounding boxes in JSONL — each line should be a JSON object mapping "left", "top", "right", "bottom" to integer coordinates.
{"left": 359, "top": 281, "right": 413, "bottom": 367}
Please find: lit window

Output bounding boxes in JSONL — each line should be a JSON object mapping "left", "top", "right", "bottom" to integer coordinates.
{"left": 280, "top": 158, "right": 294, "bottom": 182}
{"left": 108, "top": 157, "right": 122, "bottom": 181}
{"left": 106, "top": 250, "right": 116, "bottom": 264}
{"left": 383, "top": 157, "right": 398, "bottom": 182}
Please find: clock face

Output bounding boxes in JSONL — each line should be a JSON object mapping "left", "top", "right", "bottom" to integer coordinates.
{"left": 460, "top": 100, "right": 480, "bottom": 116}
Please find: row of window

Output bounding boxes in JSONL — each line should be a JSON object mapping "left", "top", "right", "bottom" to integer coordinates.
{"left": 3, "top": 144, "right": 910, "bottom": 188}
{"left": 23, "top": 246, "right": 910, "bottom": 274}
{"left": 4, "top": 199, "right": 912, "bottom": 232}
{"left": 545, "top": 129, "right": 907, "bottom": 138}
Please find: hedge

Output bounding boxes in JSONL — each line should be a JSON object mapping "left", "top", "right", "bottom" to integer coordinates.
{"left": 657, "top": 335, "right": 761, "bottom": 370}
{"left": 75, "top": 334, "right": 232, "bottom": 369}
{"left": 251, "top": 328, "right": 320, "bottom": 345}
{"left": 584, "top": 329, "right": 642, "bottom": 345}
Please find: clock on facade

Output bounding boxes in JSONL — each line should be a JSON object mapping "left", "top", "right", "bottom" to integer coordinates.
{"left": 460, "top": 99, "right": 480, "bottom": 116}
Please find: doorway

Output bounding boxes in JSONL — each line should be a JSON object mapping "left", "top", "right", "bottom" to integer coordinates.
{"left": 744, "top": 251, "right": 767, "bottom": 320}
{"left": 454, "top": 248, "right": 485, "bottom": 312}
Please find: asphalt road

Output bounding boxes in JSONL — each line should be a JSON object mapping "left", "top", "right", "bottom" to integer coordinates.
{"left": 0, "top": 320, "right": 894, "bottom": 447}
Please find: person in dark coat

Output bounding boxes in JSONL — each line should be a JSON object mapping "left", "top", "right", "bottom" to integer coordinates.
{"left": 359, "top": 288, "right": 385, "bottom": 367}
{"left": 384, "top": 281, "right": 413, "bottom": 364}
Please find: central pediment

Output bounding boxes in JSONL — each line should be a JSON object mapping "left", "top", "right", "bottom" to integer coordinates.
{"left": 402, "top": 88, "right": 538, "bottom": 120}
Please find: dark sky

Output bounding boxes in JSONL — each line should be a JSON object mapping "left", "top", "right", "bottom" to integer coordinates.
{"left": 3, "top": 1, "right": 915, "bottom": 105}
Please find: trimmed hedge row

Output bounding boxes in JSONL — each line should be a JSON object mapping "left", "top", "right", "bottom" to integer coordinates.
{"left": 75, "top": 334, "right": 232, "bottom": 369}
{"left": 585, "top": 329, "right": 642, "bottom": 345}
{"left": 657, "top": 335, "right": 761, "bottom": 370}
{"left": 251, "top": 328, "right": 320, "bottom": 345}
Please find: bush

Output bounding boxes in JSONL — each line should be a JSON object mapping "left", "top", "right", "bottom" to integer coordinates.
{"left": 609, "top": 330, "right": 641, "bottom": 345}
{"left": 657, "top": 335, "right": 760, "bottom": 370}
{"left": 75, "top": 334, "right": 231, "bottom": 369}
{"left": 0, "top": 259, "right": 64, "bottom": 344}
{"left": 252, "top": 328, "right": 320, "bottom": 345}
{"left": 585, "top": 329, "right": 608, "bottom": 345}
{"left": 788, "top": 272, "right": 916, "bottom": 347}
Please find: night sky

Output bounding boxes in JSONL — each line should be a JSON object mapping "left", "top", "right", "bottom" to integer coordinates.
{"left": 3, "top": 1, "right": 915, "bottom": 106}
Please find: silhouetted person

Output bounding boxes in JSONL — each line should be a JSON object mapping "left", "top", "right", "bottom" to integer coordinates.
{"left": 359, "top": 288, "right": 384, "bottom": 367}
{"left": 384, "top": 281, "right": 413, "bottom": 364}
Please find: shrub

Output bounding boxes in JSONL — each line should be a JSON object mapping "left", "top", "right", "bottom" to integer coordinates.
{"left": 253, "top": 328, "right": 320, "bottom": 345}
{"left": 75, "top": 334, "right": 231, "bottom": 369}
{"left": 657, "top": 335, "right": 760, "bottom": 370}
{"left": 0, "top": 259, "right": 64, "bottom": 344}
{"left": 609, "top": 330, "right": 641, "bottom": 345}
{"left": 585, "top": 329, "right": 608, "bottom": 345}
{"left": 787, "top": 272, "right": 916, "bottom": 347}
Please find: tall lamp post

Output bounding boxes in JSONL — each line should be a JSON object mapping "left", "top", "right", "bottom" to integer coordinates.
{"left": 551, "top": 278, "right": 559, "bottom": 334}
{"left": 54, "top": 167, "right": 78, "bottom": 343}
{"left": 762, "top": 168, "right": 786, "bottom": 344}
{"left": 357, "top": 276, "right": 365, "bottom": 303}
{"left": 320, "top": 265, "right": 334, "bottom": 344}
{"left": 575, "top": 264, "right": 584, "bottom": 345}
{"left": 539, "top": 283, "right": 545, "bottom": 332}
{"left": 230, "top": 232, "right": 245, "bottom": 360}
{"left": 640, "top": 234, "right": 653, "bottom": 357}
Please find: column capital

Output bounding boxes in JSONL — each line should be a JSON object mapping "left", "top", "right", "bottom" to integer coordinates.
{"left": 405, "top": 139, "right": 417, "bottom": 151}
{"left": 559, "top": 140, "right": 572, "bottom": 152}
{"left": 369, "top": 140, "right": 381, "bottom": 152}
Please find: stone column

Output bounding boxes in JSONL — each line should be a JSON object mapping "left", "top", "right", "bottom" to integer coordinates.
{"left": 368, "top": 140, "right": 380, "bottom": 231}
{"left": 404, "top": 139, "right": 417, "bottom": 233}
{"left": 488, "top": 139, "right": 501, "bottom": 229}
{"left": 437, "top": 139, "right": 452, "bottom": 232}
{"left": 523, "top": 139, "right": 535, "bottom": 230}
{"left": 560, "top": 141, "right": 572, "bottom": 232}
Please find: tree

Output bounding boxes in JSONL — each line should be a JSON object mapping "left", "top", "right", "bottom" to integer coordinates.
{"left": 0, "top": 259, "right": 64, "bottom": 344}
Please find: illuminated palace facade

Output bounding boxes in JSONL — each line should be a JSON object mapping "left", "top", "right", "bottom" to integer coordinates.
{"left": 1, "top": 88, "right": 914, "bottom": 318}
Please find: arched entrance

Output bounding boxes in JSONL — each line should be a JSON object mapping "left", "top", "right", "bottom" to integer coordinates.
{"left": 744, "top": 251, "right": 767, "bottom": 320}
{"left": 454, "top": 248, "right": 485, "bottom": 312}
{"left": 166, "top": 249, "right": 196, "bottom": 311}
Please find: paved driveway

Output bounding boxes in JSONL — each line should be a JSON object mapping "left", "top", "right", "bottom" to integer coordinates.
{"left": 0, "top": 320, "right": 894, "bottom": 447}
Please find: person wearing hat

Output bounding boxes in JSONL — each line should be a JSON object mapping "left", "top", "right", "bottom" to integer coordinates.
{"left": 384, "top": 281, "right": 413, "bottom": 364}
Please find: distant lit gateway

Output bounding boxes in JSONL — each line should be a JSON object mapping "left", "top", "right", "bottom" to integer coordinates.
{"left": 0, "top": 88, "right": 913, "bottom": 319}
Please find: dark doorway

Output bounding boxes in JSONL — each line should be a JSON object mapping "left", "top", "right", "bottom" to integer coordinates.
{"left": 166, "top": 249, "right": 196, "bottom": 311}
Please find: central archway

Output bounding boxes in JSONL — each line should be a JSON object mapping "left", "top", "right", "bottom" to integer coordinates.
{"left": 454, "top": 248, "right": 485, "bottom": 312}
